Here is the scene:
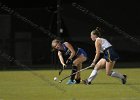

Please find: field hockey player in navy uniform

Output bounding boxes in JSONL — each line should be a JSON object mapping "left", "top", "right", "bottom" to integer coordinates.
{"left": 52, "top": 39, "right": 87, "bottom": 84}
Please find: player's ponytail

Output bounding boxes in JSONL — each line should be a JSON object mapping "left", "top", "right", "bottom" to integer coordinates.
{"left": 91, "top": 27, "right": 102, "bottom": 37}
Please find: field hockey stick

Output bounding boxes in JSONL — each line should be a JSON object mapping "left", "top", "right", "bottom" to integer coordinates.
{"left": 59, "top": 67, "right": 64, "bottom": 75}
{"left": 59, "top": 65, "right": 93, "bottom": 83}
{"left": 58, "top": 64, "right": 68, "bottom": 75}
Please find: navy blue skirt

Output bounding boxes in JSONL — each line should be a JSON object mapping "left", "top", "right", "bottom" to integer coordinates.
{"left": 76, "top": 48, "right": 87, "bottom": 57}
{"left": 104, "top": 47, "right": 119, "bottom": 62}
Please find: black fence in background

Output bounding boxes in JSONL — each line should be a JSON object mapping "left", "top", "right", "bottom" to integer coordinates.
{"left": 0, "top": 0, "right": 140, "bottom": 70}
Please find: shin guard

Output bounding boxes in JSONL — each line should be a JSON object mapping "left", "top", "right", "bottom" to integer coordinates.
{"left": 70, "top": 66, "right": 77, "bottom": 81}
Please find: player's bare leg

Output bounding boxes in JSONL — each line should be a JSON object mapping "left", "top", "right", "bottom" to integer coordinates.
{"left": 106, "top": 61, "right": 127, "bottom": 84}
{"left": 75, "top": 63, "right": 82, "bottom": 83}
{"left": 66, "top": 55, "right": 87, "bottom": 84}
{"left": 74, "top": 55, "right": 86, "bottom": 83}
{"left": 83, "top": 58, "right": 106, "bottom": 85}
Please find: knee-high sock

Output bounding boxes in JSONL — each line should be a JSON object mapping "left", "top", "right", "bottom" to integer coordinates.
{"left": 87, "top": 69, "right": 98, "bottom": 82}
{"left": 110, "top": 71, "right": 124, "bottom": 79}
{"left": 70, "top": 66, "right": 77, "bottom": 81}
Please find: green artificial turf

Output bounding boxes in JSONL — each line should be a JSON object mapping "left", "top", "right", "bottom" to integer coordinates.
{"left": 0, "top": 68, "right": 140, "bottom": 100}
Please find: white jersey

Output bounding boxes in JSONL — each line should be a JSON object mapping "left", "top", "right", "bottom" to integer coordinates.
{"left": 97, "top": 38, "right": 112, "bottom": 52}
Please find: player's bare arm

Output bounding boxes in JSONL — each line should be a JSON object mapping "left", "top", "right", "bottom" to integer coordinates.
{"left": 58, "top": 51, "right": 66, "bottom": 66}
{"left": 92, "top": 38, "right": 101, "bottom": 65}
{"left": 64, "top": 42, "right": 76, "bottom": 60}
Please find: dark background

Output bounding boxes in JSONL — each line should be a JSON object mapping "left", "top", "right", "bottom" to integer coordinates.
{"left": 0, "top": 0, "right": 140, "bottom": 69}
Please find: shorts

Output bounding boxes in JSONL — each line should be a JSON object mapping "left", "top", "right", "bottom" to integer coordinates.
{"left": 104, "top": 47, "right": 119, "bottom": 62}
{"left": 76, "top": 48, "right": 87, "bottom": 58}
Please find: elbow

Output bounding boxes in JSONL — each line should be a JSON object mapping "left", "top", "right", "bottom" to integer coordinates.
{"left": 58, "top": 52, "right": 62, "bottom": 57}
{"left": 58, "top": 53, "right": 60, "bottom": 57}
{"left": 96, "top": 52, "right": 100, "bottom": 57}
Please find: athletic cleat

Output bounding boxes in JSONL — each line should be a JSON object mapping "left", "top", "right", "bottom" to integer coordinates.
{"left": 121, "top": 75, "right": 127, "bottom": 84}
{"left": 66, "top": 79, "right": 76, "bottom": 85}
{"left": 75, "top": 78, "right": 81, "bottom": 84}
{"left": 82, "top": 79, "right": 91, "bottom": 85}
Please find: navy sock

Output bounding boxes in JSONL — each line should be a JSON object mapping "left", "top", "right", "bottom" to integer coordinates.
{"left": 70, "top": 66, "right": 77, "bottom": 81}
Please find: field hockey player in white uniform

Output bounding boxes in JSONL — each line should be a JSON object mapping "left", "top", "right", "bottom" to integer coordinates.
{"left": 83, "top": 27, "right": 127, "bottom": 85}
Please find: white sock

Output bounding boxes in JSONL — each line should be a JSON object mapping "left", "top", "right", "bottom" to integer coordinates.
{"left": 110, "top": 71, "right": 124, "bottom": 79}
{"left": 87, "top": 69, "right": 98, "bottom": 82}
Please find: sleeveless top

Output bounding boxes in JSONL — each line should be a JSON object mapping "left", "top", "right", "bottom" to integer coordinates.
{"left": 58, "top": 42, "right": 78, "bottom": 57}
{"left": 97, "top": 38, "right": 112, "bottom": 52}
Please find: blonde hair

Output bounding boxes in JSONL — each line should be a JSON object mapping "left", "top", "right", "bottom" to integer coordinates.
{"left": 51, "top": 39, "right": 61, "bottom": 51}
{"left": 91, "top": 27, "right": 102, "bottom": 37}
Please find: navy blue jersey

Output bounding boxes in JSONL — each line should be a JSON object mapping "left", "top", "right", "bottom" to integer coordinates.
{"left": 58, "top": 43, "right": 87, "bottom": 58}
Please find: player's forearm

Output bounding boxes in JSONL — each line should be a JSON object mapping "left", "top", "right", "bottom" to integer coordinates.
{"left": 93, "top": 53, "right": 100, "bottom": 64}
{"left": 59, "top": 56, "right": 65, "bottom": 65}
{"left": 68, "top": 52, "right": 76, "bottom": 60}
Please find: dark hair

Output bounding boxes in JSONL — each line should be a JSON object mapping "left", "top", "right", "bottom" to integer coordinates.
{"left": 91, "top": 27, "right": 102, "bottom": 37}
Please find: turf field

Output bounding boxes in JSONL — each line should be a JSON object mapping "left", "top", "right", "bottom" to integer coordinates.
{"left": 0, "top": 68, "right": 140, "bottom": 100}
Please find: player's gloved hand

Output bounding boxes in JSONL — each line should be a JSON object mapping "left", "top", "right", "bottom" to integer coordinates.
{"left": 66, "top": 59, "right": 73, "bottom": 65}
{"left": 62, "top": 64, "right": 67, "bottom": 69}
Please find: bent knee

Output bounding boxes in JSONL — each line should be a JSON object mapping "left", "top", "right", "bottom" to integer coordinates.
{"left": 73, "top": 62, "right": 78, "bottom": 66}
